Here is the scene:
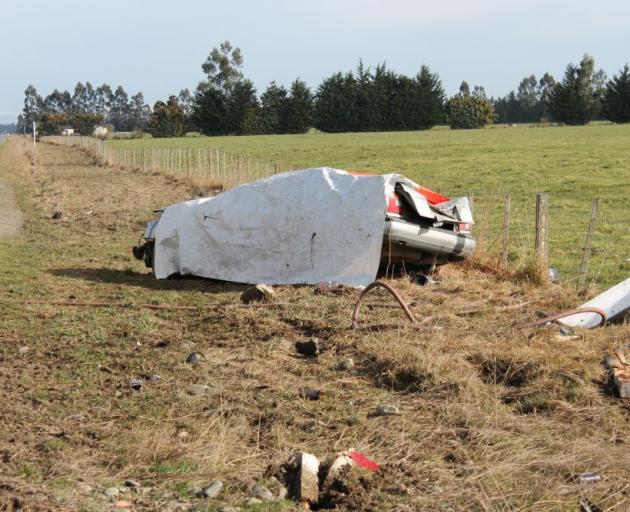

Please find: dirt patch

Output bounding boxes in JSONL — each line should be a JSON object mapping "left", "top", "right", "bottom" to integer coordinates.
{"left": 0, "top": 139, "right": 23, "bottom": 236}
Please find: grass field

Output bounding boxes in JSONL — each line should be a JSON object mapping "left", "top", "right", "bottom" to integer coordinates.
{"left": 0, "top": 138, "right": 630, "bottom": 512}
{"left": 2, "top": 137, "right": 630, "bottom": 511}
{"left": 111, "top": 124, "right": 630, "bottom": 288}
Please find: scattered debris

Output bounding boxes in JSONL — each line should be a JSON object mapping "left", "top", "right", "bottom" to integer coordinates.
{"left": 579, "top": 499, "right": 603, "bottom": 512}
{"left": 301, "top": 419, "right": 325, "bottom": 432}
{"left": 604, "top": 350, "right": 630, "bottom": 398}
{"left": 124, "top": 479, "right": 140, "bottom": 488}
{"left": 314, "top": 282, "right": 345, "bottom": 295}
{"left": 51, "top": 211, "right": 62, "bottom": 220}
{"left": 17, "top": 346, "right": 29, "bottom": 355}
{"left": 289, "top": 452, "right": 320, "bottom": 504}
{"left": 185, "top": 352, "right": 202, "bottom": 365}
{"left": 548, "top": 267, "right": 559, "bottom": 282}
{"left": 240, "top": 284, "right": 275, "bottom": 304}
{"left": 249, "top": 484, "right": 273, "bottom": 501}
{"left": 139, "top": 372, "right": 161, "bottom": 382}
{"left": 336, "top": 357, "right": 355, "bottom": 371}
{"left": 324, "top": 452, "right": 354, "bottom": 487}
{"left": 187, "top": 384, "right": 213, "bottom": 395}
{"left": 374, "top": 404, "right": 401, "bottom": 416}
{"left": 323, "top": 450, "right": 380, "bottom": 487}
{"left": 520, "top": 307, "right": 607, "bottom": 330}
{"left": 560, "top": 276, "right": 630, "bottom": 329}
{"left": 128, "top": 379, "right": 143, "bottom": 391}
{"left": 300, "top": 388, "right": 322, "bottom": 400}
{"left": 199, "top": 480, "right": 223, "bottom": 499}
{"left": 574, "top": 471, "right": 604, "bottom": 484}
{"left": 348, "top": 450, "right": 380, "bottom": 472}
{"left": 295, "top": 337, "right": 320, "bottom": 358}
{"left": 114, "top": 500, "right": 133, "bottom": 509}
{"left": 351, "top": 281, "right": 416, "bottom": 329}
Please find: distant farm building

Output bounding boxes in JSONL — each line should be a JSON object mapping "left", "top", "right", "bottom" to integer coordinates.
{"left": 93, "top": 125, "right": 108, "bottom": 137}
{"left": 61, "top": 126, "right": 75, "bottom": 136}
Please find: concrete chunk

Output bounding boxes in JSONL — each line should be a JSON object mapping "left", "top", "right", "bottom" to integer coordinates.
{"left": 291, "top": 452, "right": 320, "bottom": 503}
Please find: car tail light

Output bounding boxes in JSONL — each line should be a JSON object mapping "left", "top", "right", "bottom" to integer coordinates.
{"left": 386, "top": 193, "right": 402, "bottom": 216}
{"left": 458, "top": 223, "right": 473, "bottom": 234}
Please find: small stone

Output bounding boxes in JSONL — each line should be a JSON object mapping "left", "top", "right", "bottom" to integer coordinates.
{"left": 324, "top": 453, "right": 354, "bottom": 487}
{"left": 218, "top": 507, "right": 241, "bottom": 512}
{"left": 129, "top": 379, "right": 143, "bottom": 391}
{"left": 185, "top": 352, "right": 202, "bottom": 365}
{"left": 295, "top": 338, "right": 320, "bottom": 358}
{"left": 336, "top": 357, "right": 354, "bottom": 371}
{"left": 77, "top": 482, "right": 93, "bottom": 493}
{"left": 201, "top": 480, "right": 223, "bottom": 499}
{"left": 245, "top": 497, "right": 262, "bottom": 506}
{"left": 300, "top": 388, "right": 321, "bottom": 400}
{"left": 18, "top": 346, "right": 30, "bottom": 355}
{"left": 276, "top": 484, "right": 288, "bottom": 500}
{"left": 249, "top": 484, "right": 273, "bottom": 501}
{"left": 124, "top": 479, "right": 140, "bottom": 488}
{"left": 104, "top": 487, "right": 120, "bottom": 497}
{"left": 240, "top": 283, "right": 275, "bottom": 304}
{"left": 187, "top": 384, "right": 213, "bottom": 395}
{"left": 114, "top": 500, "right": 133, "bottom": 509}
{"left": 374, "top": 404, "right": 401, "bottom": 416}
{"left": 302, "top": 419, "right": 325, "bottom": 432}
{"left": 51, "top": 211, "right": 62, "bottom": 220}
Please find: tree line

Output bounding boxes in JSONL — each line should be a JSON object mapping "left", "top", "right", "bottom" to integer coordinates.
{"left": 0, "top": 123, "right": 17, "bottom": 134}
{"left": 17, "top": 43, "right": 630, "bottom": 137}
{"left": 17, "top": 83, "right": 150, "bottom": 136}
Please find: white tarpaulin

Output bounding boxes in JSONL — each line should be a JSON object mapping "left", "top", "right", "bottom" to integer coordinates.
{"left": 153, "top": 168, "right": 390, "bottom": 287}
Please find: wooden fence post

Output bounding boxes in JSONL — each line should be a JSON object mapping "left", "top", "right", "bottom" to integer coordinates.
{"left": 501, "top": 193, "right": 511, "bottom": 266}
{"left": 535, "top": 193, "right": 549, "bottom": 270}
{"left": 577, "top": 198, "right": 600, "bottom": 294}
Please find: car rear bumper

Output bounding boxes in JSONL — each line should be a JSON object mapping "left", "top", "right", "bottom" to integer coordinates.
{"left": 381, "top": 218, "right": 476, "bottom": 265}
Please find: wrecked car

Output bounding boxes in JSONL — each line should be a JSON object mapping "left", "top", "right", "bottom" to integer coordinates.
{"left": 133, "top": 168, "right": 476, "bottom": 287}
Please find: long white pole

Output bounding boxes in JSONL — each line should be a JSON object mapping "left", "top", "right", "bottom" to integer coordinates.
{"left": 32, "top": 121, "right": 36, "bottom": 147}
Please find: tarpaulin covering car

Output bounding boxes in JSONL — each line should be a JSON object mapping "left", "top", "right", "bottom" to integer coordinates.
{"left": 133, "top": 168, "right": 476, "bottom": 287}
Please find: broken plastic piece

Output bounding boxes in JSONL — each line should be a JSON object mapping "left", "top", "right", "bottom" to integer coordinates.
{"left": 348, "top": 450, "right": 380, "bottom": 472}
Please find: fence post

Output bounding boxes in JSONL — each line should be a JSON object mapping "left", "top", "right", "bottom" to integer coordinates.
{"left": 535, "top": 193, "right": 549, "bottom": 270}
{"left": 577, "top": 198, "right": 600, "bottom": 294}
{"left": 501, "top": 193, "right": 511, "bottom": 267}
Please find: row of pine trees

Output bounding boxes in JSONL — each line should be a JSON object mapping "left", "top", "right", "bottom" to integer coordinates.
{"left": 17, "top": 42, "right": 630, "bottom": 138}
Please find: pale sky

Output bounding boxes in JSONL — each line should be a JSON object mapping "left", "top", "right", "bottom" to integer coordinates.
{"left": 1, "top": 0, "right": 630, "bottom": 123}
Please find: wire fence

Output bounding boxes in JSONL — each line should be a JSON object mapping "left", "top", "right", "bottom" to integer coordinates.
{"left": 468, "top": 191, "right": 628, "bottom": 290}
{"left": 42, "top": 135, "right": 628, "bottom": 290}
{"left": 43, "top": 135, "right": 288, "bottom": 189}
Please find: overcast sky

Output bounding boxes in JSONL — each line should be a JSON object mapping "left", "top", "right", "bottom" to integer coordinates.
{"left": 1, "top": 0, "right": 630, "bottom": 123}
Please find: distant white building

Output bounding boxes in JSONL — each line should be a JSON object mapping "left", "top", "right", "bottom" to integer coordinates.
{"left": 93, "top": 125, "right": 108, "bottom": 137}
{"left": 61, "top": 125, "right": 75, "bottom": 136}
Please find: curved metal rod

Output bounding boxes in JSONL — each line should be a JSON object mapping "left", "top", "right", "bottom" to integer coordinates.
{"left": 519, "top": 306, "right": 608, "bottom": 329}
{"left": 351, "top": 281, "right": 416, "bottom": 329}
